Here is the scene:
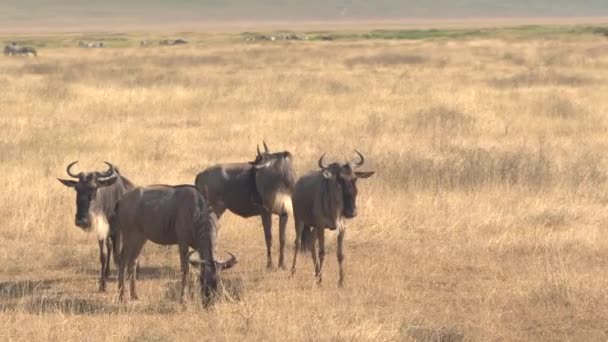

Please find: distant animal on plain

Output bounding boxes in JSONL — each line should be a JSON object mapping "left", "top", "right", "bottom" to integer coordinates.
{"left": 291, "top": 151, "right": 374, "bottom": 287}
{"left": 159, "top": 39, "right": 188, "bottom": 46}
{"left": 4, "top": 43, "right": 37, "bottom": 56}
{"left": 78, "top": 41, "right": 104, "bottom": 48}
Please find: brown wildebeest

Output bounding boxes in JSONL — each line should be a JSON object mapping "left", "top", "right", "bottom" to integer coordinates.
{"left": 195, "top": 142, "right": 296, "bottom": 269}
{"left": 114, "top": 184, "right": 237, "bottom": 305}
{"left": 290, "top": 151, "right": 374, "bottom": 286}
{"left": 57, "top": 161, "right": 134, "bottom": 291}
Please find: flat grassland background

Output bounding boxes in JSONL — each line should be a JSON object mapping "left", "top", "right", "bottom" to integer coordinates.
{"left": 1, "top": 26, "right": 608, "bottom": 341}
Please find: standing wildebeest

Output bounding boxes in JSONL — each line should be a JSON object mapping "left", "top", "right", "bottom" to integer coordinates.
{"left": 195, "top": 142, "right": 296, "bottom": 269}
{"left": 114, "top": 184, "right": 237, "bottom": 305}
{"left": 4, "top": 43, "right": 37, "bottom": 56}
{"left": 57, "top": 161, "right": 134, "bottom": 291}
{"left": 291, "top": 151, "right": 374, "bottom": 286}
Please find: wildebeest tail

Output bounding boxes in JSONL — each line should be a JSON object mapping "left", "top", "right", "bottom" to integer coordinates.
{"left": 298, "top": 226, "right": 314, "bottom": 253}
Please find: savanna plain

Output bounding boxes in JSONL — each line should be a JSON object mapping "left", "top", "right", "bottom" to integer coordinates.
{"left": 1, "top": 27, "right": 608, "bottom": 341}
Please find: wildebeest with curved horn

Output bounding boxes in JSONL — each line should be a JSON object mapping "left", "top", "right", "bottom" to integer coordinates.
{"left": 113, "top": 184, "right": 237, "bottom": 305}
{"left": 57, "top": 161, "right": 134, "bottom": 291}
{"left": 195, "top": 142, "right": 296, "bottom": 269}
{"left": 4, "top": 43, "right": 37, "bottom": 56}
{"left": 291, "top": 151, "right": 374, "bottom": 286}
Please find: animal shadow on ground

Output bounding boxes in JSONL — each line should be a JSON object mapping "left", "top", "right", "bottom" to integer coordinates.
{"left": 83, "top": 265, "right": 175, "bottom": 280}
{"left": 404, "top": 325, "right": 464, "bottom": 342}
{"left": 0, "top": 279, "right": 59, "bottom": 300}
{"left": 162, "top": 273, "right": 249, "bottom": 303}
{"left": 24, "top": 295, "right": 110, "bottom": 315}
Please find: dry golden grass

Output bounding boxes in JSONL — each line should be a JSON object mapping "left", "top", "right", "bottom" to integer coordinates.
{"left": 1, "top": 33, "right": 608, "bottom": 341}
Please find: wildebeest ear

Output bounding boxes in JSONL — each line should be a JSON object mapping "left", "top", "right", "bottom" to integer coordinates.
{"left": 355, "top": 171, "right": 375, "bottom": 179}
{"left": 200, "top": 185, "right": 209, "bottom": 199}
{"left": 57, "top": 178, "right": 78, "bottom": 187}
{"left": 97, "top": 176, "right": 118, "bottom": 187}
{"left": 322, "top": 169, "right": 333, "bottom": 179}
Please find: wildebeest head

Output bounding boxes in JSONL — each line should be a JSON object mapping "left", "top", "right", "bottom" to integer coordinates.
{"left": 188, "top": 200, "right": 237, "bottom": 306}
{"left": 249, "top": 141, "right": 292, "bottom": 169}
{"left": 57, "top": 161, "right": 118, "bottom": 229}
{"left": 249, "top": 141, "right": 296, "bottom": 211}
{"left": 318, "top": 150, "right": 374, "bottom": 218}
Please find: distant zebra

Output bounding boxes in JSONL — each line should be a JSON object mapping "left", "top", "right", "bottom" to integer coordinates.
{"left": 4, "top": 43, "right": 37, "bottom": 56}
{"left": 78, "top": 41, "right": 104, "bottom": 48}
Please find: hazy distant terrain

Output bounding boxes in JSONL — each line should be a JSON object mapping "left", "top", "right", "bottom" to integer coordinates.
{"left": 2, "top": 0, "right": 608, "bottom": 31}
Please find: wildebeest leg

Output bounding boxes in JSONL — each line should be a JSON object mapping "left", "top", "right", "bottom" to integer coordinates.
{"left": 337, "top": 229, "right": 345, "bottom": 287}
{"left": 278, "top": 213, "right": 288, "bottom": 269}
{"left": 124, "top": 237, "right": 146, "bottom": 301}
{"left": 105, "top": 237, "right": 112, "bottom": 278}
{"left": 179, "top": 243, "right": 190, "bottom": 303}
{"left": 98, "top": 240, "right": 107, "bottom": 292}
{"left": 316, "top": 228, "right": 325, "bottom": 284}
{"left": 310, "top": 228, "right": 319, "bottom": 278}
{"left": 261, "top": 211, "right": 273, "bottom": 269}
{"left": 118, "top": 245, "right": 128, "bottom": 302}
{"left": 290, "top": 219, "right": 304, "bottom": 275}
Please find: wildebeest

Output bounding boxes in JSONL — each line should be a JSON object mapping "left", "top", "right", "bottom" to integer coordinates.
{"left": 159, "top": 39, "right": 188, "bottom": 46}
{"left": 195, "top": 142, "right": 296, "bottom": 269}
{"left": 57, "top": 161, "right": 134, "bottom": 291}
{"left": 4, "top": 43, "right": 37, "bottom": 56}
{"left": 114, "top": 184, "right": 237, "bottom": 305}
{"left": 78, "top": 41, "right": 104, "bottom": 48}
{"left": 290, "top": 151, "right": 374, "bottom": 286}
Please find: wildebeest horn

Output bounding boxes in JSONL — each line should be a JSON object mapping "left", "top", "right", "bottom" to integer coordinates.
{"left": 263, "top": 141, "right": 269, "bottom": 153}
{"left": 66, "top": 161, "right": 81, "bottom": 178}
{"left": 97, "top": 161, "right": 116, "bottom": 179}
{"left": 188, "top": 250, "right": 237, "bottom": 270}
{"left": 353, "top": 150, "right": 364, "bottom": 168}
{"left": 318, "top": 153, "right": 327, "bottom": 169}
{"left": 257, "top": 145, "right": 262, "bottom": 157}
{"left": 216, "top": 252, "right": 237, "bottom": 270}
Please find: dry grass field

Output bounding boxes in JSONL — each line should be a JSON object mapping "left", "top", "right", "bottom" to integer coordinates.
{"left": 1, "top": 28, "right": 608, "bottom": 341}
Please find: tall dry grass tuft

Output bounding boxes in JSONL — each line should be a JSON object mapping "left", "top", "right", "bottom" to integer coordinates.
{"left": 0, "top": 33, "right": 608, "bottom": 341}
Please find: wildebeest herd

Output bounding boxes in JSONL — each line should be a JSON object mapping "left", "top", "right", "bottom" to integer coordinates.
{"left": 57, "top": 142, "right": 374, "bottom": 306}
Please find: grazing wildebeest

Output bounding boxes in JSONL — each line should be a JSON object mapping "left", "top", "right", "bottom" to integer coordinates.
{"left": 4, "top": 43, "right": 37, "bottom": 56}
{"left": 57, "top": 161, "right": 134, "bottom": 291}
{"left": 290, "top": 151, "right": 374, "bottom": 286}
{"left": 195, "top": 142, "right": 296, "bottom": 269}
{"left": 114, "top": 184, "right": 237, "bottom": 305}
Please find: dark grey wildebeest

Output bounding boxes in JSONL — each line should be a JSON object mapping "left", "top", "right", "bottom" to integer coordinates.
{"left": 291, "top": 151, "right": 374, "bottom": 286}
{"left": 4, "top": 43, "right": 37, "bottom": 56}
{"left": 195, "top": 142, "right": 296, "bottom": 269}
{"left": 114, "top": 184, "right": 237, "bottom": 305}
{"left": 57, "top": 161, "right": 134, "bottom": 291}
